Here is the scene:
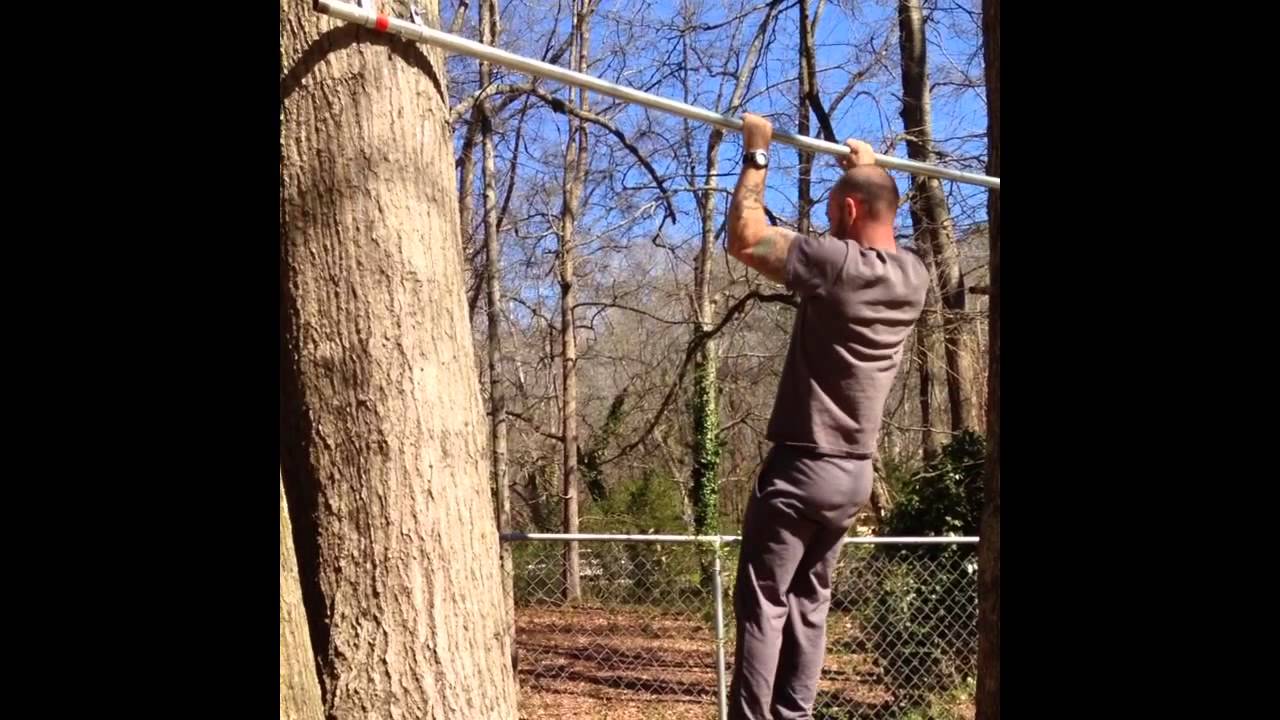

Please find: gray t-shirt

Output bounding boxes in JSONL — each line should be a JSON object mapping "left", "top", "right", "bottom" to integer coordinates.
{"left": 765, "top": 233, "right": 929, "bottom": 458}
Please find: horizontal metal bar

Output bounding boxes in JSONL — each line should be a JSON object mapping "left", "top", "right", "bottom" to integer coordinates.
{"left": 313, "top": 0, "right": 1000, "bottom": 190}
{"left": 502, "top": 532, "right": 728, "bottom": 544}
{"left": 500, "top": 532, "right": 978, "bottom": 545}
{"left": 839, "top": 536, "right": 978, "bottom": 545}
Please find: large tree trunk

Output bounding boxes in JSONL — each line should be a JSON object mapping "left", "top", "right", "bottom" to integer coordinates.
{"left": 558, "top": 0, "right": 592, "bottom": 604}
{"left": 898, "top": 0, "right": 980, "bottom": 433}
{"left": 479, "top": 0, "right": 515, "bottom": 669}
{"left": 281, "top": 474, "right": 324, "bottom": 720}
{"left": 279, "top": 1, "right": 518, "bottom": 716}
{"left": 977, "top": 0, "right": 1000, "bottom": 716}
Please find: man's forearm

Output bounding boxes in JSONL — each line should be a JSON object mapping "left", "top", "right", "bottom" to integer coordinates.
{"left": 728, "top": 167, "right": 769, "bottom": 255}
{"left": 727, "top": 167, "right": 795, "bottom": 283}
{"left": 727, "top": 113, "right": 795, "bottom": 282}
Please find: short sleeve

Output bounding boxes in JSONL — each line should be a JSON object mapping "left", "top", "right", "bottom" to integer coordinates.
{"left": 784, "top": 233, "right": 853, "bottom": 299}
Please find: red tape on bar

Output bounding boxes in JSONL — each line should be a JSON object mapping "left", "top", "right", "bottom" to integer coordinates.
{"left": 375, "top": 14, "right": 390, "bottom": 31}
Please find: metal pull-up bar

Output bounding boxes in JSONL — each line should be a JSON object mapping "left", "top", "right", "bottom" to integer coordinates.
{"left": 312, "top": 0, "right": 1001, "bottom": 191}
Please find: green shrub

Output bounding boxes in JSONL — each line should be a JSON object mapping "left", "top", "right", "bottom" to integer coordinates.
{"left": 859, "top": 430, "right": 983, "bottom": 713}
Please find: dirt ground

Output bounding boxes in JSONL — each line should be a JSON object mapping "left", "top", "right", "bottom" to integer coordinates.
{"left": 514, "top": 605, "right": 919, "bottom": 720}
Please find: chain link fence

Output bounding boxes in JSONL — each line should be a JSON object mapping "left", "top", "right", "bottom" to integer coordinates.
{"left": 505, "top": 533, "right": 977, "bottom": 720}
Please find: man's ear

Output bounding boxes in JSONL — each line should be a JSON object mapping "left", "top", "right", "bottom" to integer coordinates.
{"left": 844, "top": 195, "right": 858, "bottom": 225}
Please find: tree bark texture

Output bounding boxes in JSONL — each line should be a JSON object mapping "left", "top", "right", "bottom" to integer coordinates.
{"left": 280, "top": 1, "right": 517, "bottom": 716}
{"left": 281, "top": 474, "right": 325, "bottom": 720}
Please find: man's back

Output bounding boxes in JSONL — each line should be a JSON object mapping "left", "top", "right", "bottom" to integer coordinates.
{"left": 767, "top": 234, "right": 929, "bottom": 458}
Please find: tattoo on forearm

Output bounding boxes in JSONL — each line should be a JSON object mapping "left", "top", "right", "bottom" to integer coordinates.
{"left": 751, "top": 233, "right": 775, "bottom": 259}
{"left": 738, "top": 181, "right": 764, "bottom": 207}
{"left": 729, "top": 171, "right": 780, "bottom": 276}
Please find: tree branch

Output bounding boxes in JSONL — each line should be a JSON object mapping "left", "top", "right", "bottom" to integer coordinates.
{"left": 450, "top": 83, "right": 530, "bottom": 124}
{"left": 599, "top": 290, "right": 797, "bottom": 465}
{"left": 523, "top": 85, "right": 678, "bottom": 223}
{"left": 806, "top": 88, "right": 838, "bottom": 143}
{"left": 882, "top": 417, "right": 962, "bottom": 436}
{"left": 506, "top": 410, "right": 564, "bottom": 442}
{"left": 573, "top": 302, "right": 692, "bottom": 326}
{"left": 448, "top": 0, "right": 470, "bottom": 35}
{"left": 495, "top": 96, "right": 530, "bottom": 239}
{"left": 718, "top": 409, "right": 757, "bottom": 437}
{"left": 449, "top": 15, "right": 587, "bottom": 123}
{"left": 828, "top": 34, "right": 894, "bottom": 115}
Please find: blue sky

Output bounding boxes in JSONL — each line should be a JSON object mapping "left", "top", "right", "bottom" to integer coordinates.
{"left": 447, "top": 0, "right": 990, "bottom": 313}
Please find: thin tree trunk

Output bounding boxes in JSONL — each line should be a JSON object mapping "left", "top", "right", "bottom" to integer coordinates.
{"left": 559, "top": 0, "right": 593, "bottom": 604}
{"left": 869, "top": 472, "right": 892, "bottom": 523}
{"left": 521, "top": 465, "right": 552, "bottom": 531}
{"left": 910, "top": 200, "right": 942, "bottom": 462}
{"left": 797, "top": 0, "right": 815, "bottom": 236}
{"left": 898, "top": 0, "right": 980, "bottom": 432}
{"left": 914, "top": 316, "right": 939, "bottom": 462}
{"left": 689, "top": 351, "right": 718, "bottom": 536}
{"left": 281, "top": 473, "right": 324, "bottom": 720}
{"left": 279, "top": 1, "right": 517, "bottom": 715}
{"left": 688, "top": 0, "right": 781, "bottom": 580}
{"left": 458, "top": 121, "right": 478, "bottom": 252}
{"left": 479, "top": 0, "right": 515, "bottom": 670}
{"left": 459, "top": 118, "right": 484, "bottom": 316}
{"left": 977, "top": 0, "right": 1000, "bottom": 715}
{"left": 691, "top": 94, "right": 720, "bottom": 552}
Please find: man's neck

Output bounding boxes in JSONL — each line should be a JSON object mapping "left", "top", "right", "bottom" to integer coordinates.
{"left": 840, "top": 224, "right": 897, "bottom": 253}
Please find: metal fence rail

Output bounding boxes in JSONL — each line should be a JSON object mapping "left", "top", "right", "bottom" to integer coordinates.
{"left": 502, "top": 533, "right": 978, "bottom": 720}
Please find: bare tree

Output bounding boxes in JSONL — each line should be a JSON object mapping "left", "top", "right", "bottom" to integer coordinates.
{"left": 796, "top": 0, "right": 818, "bottom": 235}
{"left": 559, "top": 0, "right": 595, "bottom": 603}
{"left": 478, "top": 0, "right": 516, "bottom": 668}
{"left": 899, "top": 0, "right": 980, "bottom": 432}
{"left": 687, "top": 0, "right": 784, "bottom": 550}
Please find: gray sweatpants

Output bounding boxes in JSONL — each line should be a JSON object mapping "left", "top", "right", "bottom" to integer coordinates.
{"left": 728, "top": 445, "right": 873, "bottom": 720}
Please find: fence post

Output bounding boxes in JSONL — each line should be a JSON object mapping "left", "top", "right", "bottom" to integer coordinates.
{"left": 711, "top": 536, "right": 728, "bottom": 720}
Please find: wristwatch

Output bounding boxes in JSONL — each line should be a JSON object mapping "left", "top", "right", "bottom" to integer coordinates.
{"left": 743, "top": 149, "right": 769, "bottom": 169}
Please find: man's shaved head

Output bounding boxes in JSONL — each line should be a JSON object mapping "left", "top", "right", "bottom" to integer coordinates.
{"left": 831, "top": 165, "right": 899, "bottom": 223}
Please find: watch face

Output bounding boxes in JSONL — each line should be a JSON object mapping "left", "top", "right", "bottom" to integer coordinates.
{"left": 747, "top": 150, "right": 768, "bottom": 168}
